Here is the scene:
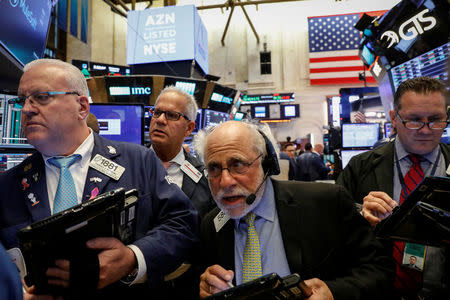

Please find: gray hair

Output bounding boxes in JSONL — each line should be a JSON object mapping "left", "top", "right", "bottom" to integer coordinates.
{"left": 155, "top": 85, "right": 198, "bottom": 121}
{"left": 193, "top": 121, "right": 279, "bottom": 162}
{"left": 23, "top": 59, "right": 89, "bottom": 96}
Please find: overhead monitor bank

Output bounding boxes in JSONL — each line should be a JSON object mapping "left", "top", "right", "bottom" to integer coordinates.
{"left": 86, "top": 75, "right": 237, "bottom": 113}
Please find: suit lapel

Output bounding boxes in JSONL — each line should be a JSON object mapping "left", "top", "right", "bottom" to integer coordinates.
{"left": 19, "top": 154, "right": 51, "bottom": 222}
{"left": 372, "top": 142, "right": 395, "bottom": 197}
{"left": 217, "top": 219, "right": 235, "bottom": 277}
{"left": 181, "top": 150, "right": 204, "bottom": 199}
{"left": 81, "top": 134, "right": 119, "bottom": 202}
{"left": 272, "top": 180, "right": 303, "bottom": 274}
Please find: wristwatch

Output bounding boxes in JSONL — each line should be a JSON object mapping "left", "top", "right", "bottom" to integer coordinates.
{"left": 121, "top": 268, "right": 138, "bottom": 285}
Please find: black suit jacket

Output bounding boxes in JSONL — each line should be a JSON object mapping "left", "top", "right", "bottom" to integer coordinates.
{"left": 336, "top": 142, "right": 450, "bottom": 298}
{"left": 336, "top": 142, "right": 450, "bottom": 204}
{"left": 200, "top": 179, "right": 394, "bottom": 300}
{"left": 182, "top": 150, "right": 216, "bottom": 218}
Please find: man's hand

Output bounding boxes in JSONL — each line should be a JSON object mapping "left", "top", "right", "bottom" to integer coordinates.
{"left": 46, "top": 259, "right": 70, "bottom": 288}
{"left": 199, "top": 265, "right": 234, "bottom": 298}
{"left": 362, "top": 191, "right": 397, "bottom": 226}
{"left": 23, "top": 284, "right": 62, "bottom": 300}
{"left": 86, "top": 237, "right": 136, "bottom": 289}
{"left": 304, "top": 278, "right": 334, "bottom": 300}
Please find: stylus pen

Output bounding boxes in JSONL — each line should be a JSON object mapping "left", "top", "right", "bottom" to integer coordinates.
{"left": 227, "top": 281, "right": 234, "bottom": 288}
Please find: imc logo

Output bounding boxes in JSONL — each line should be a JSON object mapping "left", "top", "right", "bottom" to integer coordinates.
{"left": 109, "top": 86, "right": 151, "bottom": 96}
{"left": 380, "top": 9, "right": 437, "bottom": 48}
{"left": 131, "top": 87, "right": 151, "bottom": 95}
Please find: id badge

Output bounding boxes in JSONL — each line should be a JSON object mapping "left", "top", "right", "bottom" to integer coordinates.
{"left": 402, "top": 243, "right": 427, "bottom": 271}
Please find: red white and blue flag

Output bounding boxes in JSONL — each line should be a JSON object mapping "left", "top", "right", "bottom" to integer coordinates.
{"left": 308, "top": 12, "right": 384, "bottom": 85}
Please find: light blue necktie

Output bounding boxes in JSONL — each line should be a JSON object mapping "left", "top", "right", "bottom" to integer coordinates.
{"left": 48, "top": 155, "right": 81, "bottom": 214}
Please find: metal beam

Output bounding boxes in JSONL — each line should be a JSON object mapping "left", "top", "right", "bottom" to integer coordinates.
{"left": 116, "top": 0, "right": 130, "bottom": 11}
{"left": 238, "top": 0, "right": 260, "bottom": 44}
{"left": 103, "top": 0, "right": 127, "bottom": 18}
{"left": 221, "top": 4, "right": 235, "bottom": 46}
{"left": 197, "top": 0, "right": 304, "bottom": 10}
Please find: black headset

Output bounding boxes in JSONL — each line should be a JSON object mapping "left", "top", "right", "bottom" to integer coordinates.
{"left": 258, "top": 130, "right": 280, "bottom": 176}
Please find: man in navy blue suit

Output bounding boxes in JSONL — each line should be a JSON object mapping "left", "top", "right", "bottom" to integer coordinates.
{"left": 0, "top": 59, "right": 198, "bottom": 299}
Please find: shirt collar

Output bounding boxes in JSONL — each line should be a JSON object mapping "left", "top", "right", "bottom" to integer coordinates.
{"left": 395, "top": 137, "right": 440, "bottom": 163}
{"left": 235, "top": 179, "right": 276, "bottom": 226}
{"left": 171, "top": 147, "right": 185, "bottom": 166}
{"left": 149, "top": 146, "right": 185, "bottom": 166}
{"left": 43, "top": 129, "right": 95, "bottom": 166}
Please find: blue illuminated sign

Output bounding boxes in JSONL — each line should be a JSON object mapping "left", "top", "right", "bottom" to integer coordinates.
{"left": 127, "top": 5, "right": 208, "bottom": 74}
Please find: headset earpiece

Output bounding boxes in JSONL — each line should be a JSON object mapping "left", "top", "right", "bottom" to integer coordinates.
{"left": 257, "top": 130, "right": 280, "bottom": 176}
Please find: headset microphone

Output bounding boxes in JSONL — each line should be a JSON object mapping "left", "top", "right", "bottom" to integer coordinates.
{"left": 245, "top": 171, "right": 269, "bottom": 205}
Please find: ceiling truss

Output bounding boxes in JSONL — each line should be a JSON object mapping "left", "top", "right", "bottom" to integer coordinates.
{"left": 103, "top": 0, "right": 306, "bottom": 45}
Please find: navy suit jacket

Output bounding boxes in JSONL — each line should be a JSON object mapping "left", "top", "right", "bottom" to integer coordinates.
{"left": 294, "top": 152, "right": 330, "bottom": 181}
{"left": 200, "top": 179, "right": 394, "bottom": 300}
{"left": 0, "top": 133, "right": 198, "bottom": 288}
{"left": 182, "top": 150, "right": 215, "bottom": 218}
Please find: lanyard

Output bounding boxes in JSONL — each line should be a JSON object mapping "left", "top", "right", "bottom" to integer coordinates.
{"left": 394, "top": 147, "right": 441, "bottom": 195}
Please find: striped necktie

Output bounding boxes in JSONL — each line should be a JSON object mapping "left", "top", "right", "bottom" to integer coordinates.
{"left": 242, "top": 212, "right": 262, "bottom": 283}
{"left": 393, "top": 154, "right": 424, "bottom": 293}
{"left": 48, "top": 155, "right": 81, "bottom": 214}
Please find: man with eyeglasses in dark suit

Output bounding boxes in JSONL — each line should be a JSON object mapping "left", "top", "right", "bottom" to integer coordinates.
{"left": 0, "top": 59, "right": 198, "bottom": 299}
{"left": 337, "top": 76, "right": 450, "bottom": 300}
{"left": 149, "top": 86, "right": 215, "bottom": 299}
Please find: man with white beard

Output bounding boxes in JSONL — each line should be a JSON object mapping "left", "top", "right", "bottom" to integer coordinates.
{"left": 195, "top": 121, "right": 394, "bottom": 300}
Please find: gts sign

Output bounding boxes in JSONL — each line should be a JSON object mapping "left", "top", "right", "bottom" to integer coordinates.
{"left": 380, "top": 9, "right": 436, "bottom": 48}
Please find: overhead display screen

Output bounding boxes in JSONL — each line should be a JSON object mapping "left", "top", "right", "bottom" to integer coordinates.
{"left": 0, "top": 0, "right": 53, "bottom": 66}
{"left": 105, "top": 76, "right": 153, "bottom": 104}
{"left": 127, "top": 5, "right": 209, "bottom": 74}
{"left": 242, "top": 93, "right": 295, "bottom": 104}
{"left": 390, "top": 42, "right": 449, "bottom": 91}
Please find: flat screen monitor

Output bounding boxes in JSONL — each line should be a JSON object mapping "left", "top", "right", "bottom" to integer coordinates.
{"left": 164, "top": 76, "right": 207, "bottom": 109}
{"left": 384, "top": 122, "right": 392, "bottom": 138}
{"left": 441, "top": 124, "right": 450, "bottom": 145}
{"left": 253, "top": 105, "right": 267, "bottom": 119}
{"left": 341, "top": 149, "right": 369, "bottom": 169}
{"left": 1, "top": 94, "right": 30, "bottom": 146}
{"left": 390, "top": 42, "right": 450, "bottom": 91}
{"left": 0, "top": 148, "right": 36, "bottom": 173}
{"left": 342, "top": 123, "right": 380, "bottom": 148}
{"left": 233, "top": 112, "right": 245, "bottom": 121}
{"left": 90, "top": 103, "right": 144, "bottom": 145}
{"left": 0, "top": 1, "right": 53, "bottom": 66}
{"left": 203, "top": 109, "right": 230, "bottom": 128}
{"left": 281, "top": 104, "right": 300, "bottom": 118}
{"left": 207, "top": 84, "right": 236, "bottom": 112}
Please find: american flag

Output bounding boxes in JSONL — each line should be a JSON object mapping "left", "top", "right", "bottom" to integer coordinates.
{"left": 308, "top": 12, "right": 384, "bottom": 85}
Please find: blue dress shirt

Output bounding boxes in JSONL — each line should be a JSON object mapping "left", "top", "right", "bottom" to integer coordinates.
{"left": 234, "top": 179, "right": 291, "bottom": 285}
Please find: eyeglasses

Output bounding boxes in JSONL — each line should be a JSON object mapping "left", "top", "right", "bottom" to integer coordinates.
{"left": 149, "top": 108, "right": 190, "bottom": 121}
{"left": 396, "top": 112, "right": 448, "bottom": 130}
{"left": 9, "top": 91, "right": 80, "bottom": 108}
{"left": 206, "top": 154, "right": 262, "bottom": 178}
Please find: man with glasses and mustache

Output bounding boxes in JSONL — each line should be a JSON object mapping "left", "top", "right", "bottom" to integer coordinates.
{"left": 0, "top": 59, "right": 198, "bottom": 299}
{"left": 337, "top": 76, "right": 450, "bottom": 299}
{"left": 195, "top": 121, "right": 393, "bottom": 300}
{"left": 149, "top": 86, "right": 215, "bottom": 218}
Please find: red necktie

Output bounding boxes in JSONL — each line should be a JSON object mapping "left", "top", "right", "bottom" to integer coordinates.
{"left": 393, "top": 154, "right": 424, "bottom": 294}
